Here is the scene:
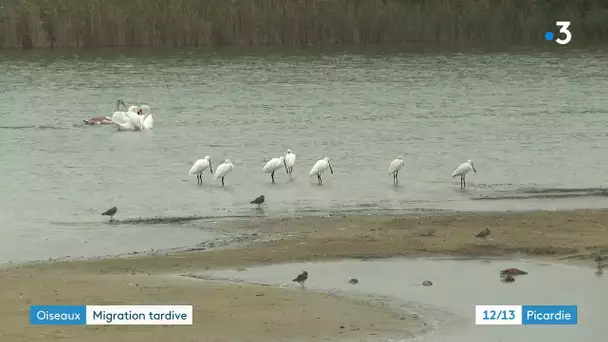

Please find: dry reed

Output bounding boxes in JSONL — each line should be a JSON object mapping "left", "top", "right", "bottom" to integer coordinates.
{"left": 0, "top": 0, "right": 607, "bottom": 49}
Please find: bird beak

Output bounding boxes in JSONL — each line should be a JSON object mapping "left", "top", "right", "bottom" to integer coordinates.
{"left": 329, "top": 162, "right": 334, "bottom": 174}
{"left": 472, "top": 165, "right": 477, "bottom": 173}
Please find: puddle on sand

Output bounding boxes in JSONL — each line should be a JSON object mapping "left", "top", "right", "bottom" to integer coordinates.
{"left": 190, "top": 258, "right": 607, "bottom": 342}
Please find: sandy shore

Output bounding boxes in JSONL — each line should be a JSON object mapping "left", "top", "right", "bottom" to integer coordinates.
{"left": 2, "top": 209, "right": 608, "bottom": 341}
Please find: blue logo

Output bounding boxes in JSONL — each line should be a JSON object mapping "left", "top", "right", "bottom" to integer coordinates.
{"left": 30, "top": 305, "right": 87, "bottom": 325}
{"left": 521, "top": 305, "right": 577, "bottom": 325}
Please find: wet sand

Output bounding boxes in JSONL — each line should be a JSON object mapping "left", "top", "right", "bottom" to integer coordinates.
{"left": 2, "top": 209, "right": 608, "bottom": 341}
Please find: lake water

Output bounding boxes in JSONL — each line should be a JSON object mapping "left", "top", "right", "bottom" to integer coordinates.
{"left": 1, "top": 47, "right": 608, "bottom": 263}
{"left": 193, "top": 257, "right": 608, "bottom": 342}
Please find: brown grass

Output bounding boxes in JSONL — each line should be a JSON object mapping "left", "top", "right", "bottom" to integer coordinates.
{"left": 0, "top": 0, "right": 607, "bottom": 49}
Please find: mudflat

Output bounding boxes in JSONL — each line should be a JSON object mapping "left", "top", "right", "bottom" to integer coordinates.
{"left": 2, "top": 209, "right": 607, "bottom": 341}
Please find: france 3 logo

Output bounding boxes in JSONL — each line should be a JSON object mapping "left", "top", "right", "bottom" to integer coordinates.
{"left": 544, "top": 21, "right": 572, "bottom": 45}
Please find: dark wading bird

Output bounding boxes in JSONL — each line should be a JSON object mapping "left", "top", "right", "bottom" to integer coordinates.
{"left": 451, "top": 160, "right": 476, "bottom": 190}
{"left": 102, "top": 206, "right": 118, "bottom": 222}
{"left": 293, "top": 271, "right": 308, "bottom": 288}
{"left": 476, "top": 228, "right": 491, "bottom": 239}
{"left": 250, "top": 195, "right": 265, "bottom": 206}
{"left": 309, "top": 157, "right": 334, "bottom": 185}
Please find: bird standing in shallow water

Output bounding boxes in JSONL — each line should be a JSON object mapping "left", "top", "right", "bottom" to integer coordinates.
{"left": 250, "top": 195, "right": 265, "bottom": 206}
{"left": 309, "top": 157, "right": 334, "bottom": 185}
{"left": 213, "top": 159, "right": 234, "bottom": 187}
{"left": 189, "top": 156, "right": 213, "bottom": 184}
{"left": 388, "top": 156, "right": 405, "bottom": 186}
{"left": 452, "top": 160, "right": 476, "bottom": 190}
{"left": 293, "top": 271, "right": 308, "bottom": 288}
{"left": 285, "top": 149, "right": 296, "bottom": 179}
{"left": 102, "top": 206, "right": 117, "bottom": 222}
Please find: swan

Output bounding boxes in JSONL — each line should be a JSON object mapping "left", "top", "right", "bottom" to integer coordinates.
{"left": 84, "top": 99, "right": 126, "bottom": 125}
{"left": 111, "top": 105, "right": 140, "bottom": 131}
{"left": 139, "top": 105, "right": 154, "bottom": 130}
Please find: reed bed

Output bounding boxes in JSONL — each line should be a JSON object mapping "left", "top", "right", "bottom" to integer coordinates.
{"left": 0, "top": 0, "right": 607, "bottom": 49}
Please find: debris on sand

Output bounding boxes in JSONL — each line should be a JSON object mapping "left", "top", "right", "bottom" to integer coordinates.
{"left": 348, "top": 278, "right": 359, "bottom": 285}
{"left": 422, "top": 280, "right": 433, "bottom": 286}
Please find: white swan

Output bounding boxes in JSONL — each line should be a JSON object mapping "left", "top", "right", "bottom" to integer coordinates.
{"left": 140, "top": 105, "right": 154, "bottom": 130}
{"left": 111, "top": 105, "right": 140, "bottom": 131}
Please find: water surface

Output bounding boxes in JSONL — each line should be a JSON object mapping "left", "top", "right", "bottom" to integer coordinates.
{"left": 1, "top": 47, "right": 608, "bottom": 262}
{"left": 196, "top": 258, "right": 607, "bottom": 342}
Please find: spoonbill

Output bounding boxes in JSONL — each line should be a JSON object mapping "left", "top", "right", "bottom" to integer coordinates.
{"left": 101, "top": 206, "right": 118, "bottom": 222}
{"left": 262, "top": 156, "right": 287, "bottom": 183}
{"left": 285, "top": 149, "right": 296, "bottom": 179}
{"left": 189, "top": 156, "right": 213, "bottom": 184}
{"left": 214, "top": 159, "right": 234, "bottom": 187}
{"left": 309, "top": 157, "right": 334, "bottom": 185}
{"left": 452, "top": 160, "right": 476, "bottom": 190}
{"left": 388, "top": 156, "right": 405, "bottom": 185}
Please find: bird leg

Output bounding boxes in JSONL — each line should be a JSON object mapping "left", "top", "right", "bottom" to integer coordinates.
{"left": 317, "top": 174, "right": 322, "bottom": 185}
{"left": 395, "top": 171, "right": 399, "bottom": 185}
{"left": 221, "top": 176, "right": 225, "bottom": 187}
{"left": 271, "top": 171, "right": 275, "bottom": 183}
{"left": 288, "top": 168, "right": 292, "bottom": 180}
{"left": 463, "top": 175, "right": 466, "bottom": 189}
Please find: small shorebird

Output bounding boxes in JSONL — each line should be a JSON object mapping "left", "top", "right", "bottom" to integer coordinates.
{"left": 101, "top": 206, "right": 118, "bottom": 222}
{"left": 250, "top": 195, "right": 265, "bottom": 206}
{"left": 292, "top": 271, "right": 308, "bottom": 288}
{"left": 476, "top": 228, "right": 490, "bottom": 239}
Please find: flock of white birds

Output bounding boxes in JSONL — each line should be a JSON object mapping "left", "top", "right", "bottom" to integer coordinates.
{"left": 188, "top": 149, "right": 477, "bottom": 189}
{"left": 100, "top": 102, "right": 477, "bottom": 189}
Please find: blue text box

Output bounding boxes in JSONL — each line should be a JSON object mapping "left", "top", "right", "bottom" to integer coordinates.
{"left": 522, "top": 305, "right": 577, "bottom": 325}
{"left": 30, "top": 305, "right": 87, "bottom": 325}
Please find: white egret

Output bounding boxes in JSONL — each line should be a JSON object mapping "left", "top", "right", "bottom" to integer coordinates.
{"left": 262, "top": 156, "right": 287, "bottom": 183}
{"left": 309, "top": 157, "right": 334, "bottom": 185}
{"left": 285, "top": 149, "right": 296, "bottom": 179}
{"left": 188, "top": 156, "right": 213, "bottom": 184}
{"left": 452, "top": 159, "right": 476, "bottom": 190}
{"left": 388, "top": 156, "right": 405, "bottom": 185}
{"left": 214, "top": 159, "right": 234, "bottom": 187}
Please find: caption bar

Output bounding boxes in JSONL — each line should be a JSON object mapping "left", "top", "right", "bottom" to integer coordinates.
{"left": 30, "top": 305, "right": 193, "bottom": 325}
{"left": 475, "top": 305, "right": 577, "bottom": 325}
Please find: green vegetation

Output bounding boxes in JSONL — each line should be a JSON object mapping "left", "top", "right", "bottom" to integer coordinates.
{"left": 0, "top": 0, "right": 607, "bottom": 49}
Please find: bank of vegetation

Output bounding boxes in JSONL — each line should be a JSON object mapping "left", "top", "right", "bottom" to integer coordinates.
{"left": 0, "top": 0, "right": 607, "bottom": 49}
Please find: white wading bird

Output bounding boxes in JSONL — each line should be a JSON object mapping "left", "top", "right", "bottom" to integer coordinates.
{"left": 388, "top": 156, "right": 405, "bottom": 185}
{"left": 309, "top": 157, "right": 334, "bottom": 185}
{"left": 285, "top": 149, "right": 296, "bottom": 179}
{"left": 452, "top": 160, "right": 476, "bottom": 190}
{"left": 188, "top": 156, "right": 213, "bottom": 184}
{"left": 214, "top": 159, "right": 234, "bottom": 187}
{"left": 262, "top": 156, "right": 287, "bottom": 183}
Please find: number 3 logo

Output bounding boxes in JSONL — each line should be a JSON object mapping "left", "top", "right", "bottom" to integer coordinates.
{"left": 556, "top": 21, "right": 572, "bottom": 45}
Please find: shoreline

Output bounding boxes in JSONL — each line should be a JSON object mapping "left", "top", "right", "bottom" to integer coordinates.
{"left": 2, "top": 209, "right": 607, "bottom": 341}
